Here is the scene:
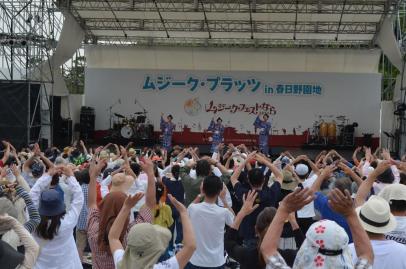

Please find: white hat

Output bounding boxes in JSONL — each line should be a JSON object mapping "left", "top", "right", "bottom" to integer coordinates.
{"left": 356, "top": 195, "right": 397, "bottom": 234}
{"left": 295, "top": 164, "right": 309, "bottom": 176}
{"left": 378, "top": 184, "right": 406, "bottom": 202}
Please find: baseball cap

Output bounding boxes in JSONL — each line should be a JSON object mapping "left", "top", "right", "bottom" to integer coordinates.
{"left": 295, "top": 164, "right": 309, "bottom": 176}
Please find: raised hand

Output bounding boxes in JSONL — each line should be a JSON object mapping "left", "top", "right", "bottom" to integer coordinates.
{"left": 320, "top": 164, "right": 336, "bottom": 178}
{"left": 337, "top": 162, "right": 352, "bottom": 175}
{"left": 10, "top": 164, "right": 20, "bottom": 177}
{"left": 60, "top": 165, "right": 74, "bottom": 177}
{"left": 279, "top": 187, "right": 314, "bottom": 214}
{"left": 123, "top": 193, "right": 145, "bottom": 209}
{"left": 382, "top": 148, "right": 391, "bottom": 161}
{"left": 139, "top": 157, "right": 154, "bottom": 175}
{"left": 168, "top": 194, "right": 187, "bottom": 214}
{"left": 370, "top": 160, "right": 391, "bottom": 179}
{"left": 89, "top": 158, "right": 106, "bottom": 179}
{"left": 328, "top": 188, "right": 354, "bottom": 217}
{"left": 240, "top": 190, "right": 259, "bottom": 216}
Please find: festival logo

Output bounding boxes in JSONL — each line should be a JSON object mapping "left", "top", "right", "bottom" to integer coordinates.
{"left": 184, "top": 98, "right": 202, "bottom": 116}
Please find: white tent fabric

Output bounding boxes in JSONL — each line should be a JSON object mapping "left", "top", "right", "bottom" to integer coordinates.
{"left": 376, "top": 16, "right": 403, "bottom": 71}
{"left": 39, "top": 12, "right": 85, "bottom": 97}
{"left": 86, "top": 46, "right": 380, "bottom": 73}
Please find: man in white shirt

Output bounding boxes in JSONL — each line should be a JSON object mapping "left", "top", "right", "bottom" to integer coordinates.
{"left": 187, "top": 175, "right": 234, "bottom": 269}
{"left": 378, "top": 184, "right": 406, "bottom": 245}
{"left": 349, "top": 195, "right": 406, "bottom": 269}
{"left": 295, "top": 163, "right": 318, "bottom": 233}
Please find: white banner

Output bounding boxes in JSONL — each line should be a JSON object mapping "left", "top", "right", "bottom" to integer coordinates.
{"left": 85, "top": 69, "right": 381, "bottom": 137}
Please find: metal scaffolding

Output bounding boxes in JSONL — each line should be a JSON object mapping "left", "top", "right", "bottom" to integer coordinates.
{"left": 0, "top": 0, "right": 63, "bottom": 145}
{"left": 58, "top": 0, "right": 401, "bottom": 48}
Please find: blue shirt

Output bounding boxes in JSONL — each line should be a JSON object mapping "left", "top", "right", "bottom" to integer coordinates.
{"left": 314, "top": 192, "right": 353, "bottom": 243}
{"left": 163, "top": 177, "right": 184, "bottom": 217}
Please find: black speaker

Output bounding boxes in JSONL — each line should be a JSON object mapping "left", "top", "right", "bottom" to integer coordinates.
{"left": 80, "top": 106, "right": 95, "bottom": 140}
{"left": 0, "top": 81, "right": 41, "bottom": 148}
{"left": 54, "top": 119, "right": 72, "bottom": 147}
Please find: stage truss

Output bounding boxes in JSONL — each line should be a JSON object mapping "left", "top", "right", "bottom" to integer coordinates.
{"left": 0, "top": 0, "right": 63, "bottom": 145}
{"left": 58, "top": 0, "right": 401, "bottom": 48}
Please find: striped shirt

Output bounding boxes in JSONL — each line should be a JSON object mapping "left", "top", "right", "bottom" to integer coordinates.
{"left": 15, "top": 186, "right": 40, "bottom": 233}
{"left": 87, "top": 205, "right": 153, "bottom": 269}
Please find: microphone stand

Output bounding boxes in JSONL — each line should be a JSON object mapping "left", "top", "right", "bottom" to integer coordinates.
{"left": 107, "top": 99, "right": 121, "bottom": 130}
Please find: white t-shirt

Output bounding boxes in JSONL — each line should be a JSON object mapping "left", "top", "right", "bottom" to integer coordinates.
{"left": 187, "top": 202, "right": 234, "bottom": 267}
{"left": 127, "top": 173, "right": 149, "bottom": 212}
{"left": 349, "top": 240, "right": 406, "bottom": 269}
{"left": 113, "top": 249, "right": 179, "bottom": 269}
{"left": 386, "top": 216, "right": 406, "bottom": 245}
{"left": 297, "top": 174, "right": 318, "bottom": 218}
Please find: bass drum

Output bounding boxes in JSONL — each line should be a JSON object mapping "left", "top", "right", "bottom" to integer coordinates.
{"left": 120, "top": 125, "right": 134, "bottom": 139}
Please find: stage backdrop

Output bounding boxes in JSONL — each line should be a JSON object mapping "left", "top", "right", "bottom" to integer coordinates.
{"left": 85, "top": 68, "right": 381, "bottom": 144}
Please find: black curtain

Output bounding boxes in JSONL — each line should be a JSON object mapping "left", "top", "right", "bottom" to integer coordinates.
{"left": 0, "top": 81, "right": 41, "bottom": 148}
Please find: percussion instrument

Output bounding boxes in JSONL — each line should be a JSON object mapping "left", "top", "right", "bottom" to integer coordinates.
{"left": 120, "top": 125, "right": 135, "bottom": 139}
{"left": 319, "top": 122, "right": 328, "bottom": 137}
{"left": 327, "top": 121, "right": 336, "bottom": 138}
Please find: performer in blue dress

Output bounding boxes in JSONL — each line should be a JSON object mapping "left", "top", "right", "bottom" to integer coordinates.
{"left": 253, "top": 113, "right": 272, "bottom": 155}
{"left": 207, "top": 117, "right": 225, "bottom": 153}
{"left": 160, "top": 113, "right": 175, "bottom": 151}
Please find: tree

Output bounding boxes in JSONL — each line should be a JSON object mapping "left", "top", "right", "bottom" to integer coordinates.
{"left": 63, "top": 56, "right": 85, "bottom": 94}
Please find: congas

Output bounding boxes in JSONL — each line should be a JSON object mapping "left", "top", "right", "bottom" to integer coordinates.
{"left": 319, "top": 122, "right": 328, "bottom": 137}
{"left": 328, "top": 122, "right": 337, "bottom": 138}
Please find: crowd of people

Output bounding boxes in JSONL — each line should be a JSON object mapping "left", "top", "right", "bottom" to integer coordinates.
{"left": 0, "top": 139, "right": 406, "bottom": 269}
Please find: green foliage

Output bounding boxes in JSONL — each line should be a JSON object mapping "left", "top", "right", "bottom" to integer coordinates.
{"left": 63, "top": 56, "right": 85, "bottom": 94}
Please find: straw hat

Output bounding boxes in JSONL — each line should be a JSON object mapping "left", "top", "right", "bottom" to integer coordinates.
{"left": 356, "top": 195, "right": 397, "bottom": 234}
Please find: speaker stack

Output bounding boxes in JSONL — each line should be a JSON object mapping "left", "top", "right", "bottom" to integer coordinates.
{"left": 80, "top": 106, "right": 95, "bottom": 141}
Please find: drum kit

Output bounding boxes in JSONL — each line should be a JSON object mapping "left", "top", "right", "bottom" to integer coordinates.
{"left": 112, "top": 112, "right": 153, "bottom": 140}
{"left": 307, "top": 115, "right": 358, "bottom": 146}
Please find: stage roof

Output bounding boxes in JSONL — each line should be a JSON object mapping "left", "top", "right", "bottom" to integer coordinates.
{"left": 62, "top": 0, "right": 401, "bottom": 48}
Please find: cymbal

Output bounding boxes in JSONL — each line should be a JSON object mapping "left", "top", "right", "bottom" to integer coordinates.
{"left": 114, "top": 113, "right": 125, "bottom": 118}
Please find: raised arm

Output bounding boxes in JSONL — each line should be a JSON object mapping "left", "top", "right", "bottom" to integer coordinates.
{"left": 29, "top": 168, "right": 57, "bottom": 208}
{"left": 310, "top": 165, "right": 335, "bottom": 193}
{"left": 352, "top": 147, "right": 362, "bottom": 166}
{"left": 260, "top": 188, "right": 314, "bottom": 259}
{"left": 33, "top": 143, "right": 54, "bottom": 169}
{"left": 230, "top": 190, "right": 258, "bottom": 230}
{"left": 88, "top": 149, "right": 106, "bottom": 209}
{"left": 355, "top": 160, "right": 391, "bottom": 207}
{"left": 230, "top": 152, "right": 255, "bottom": 187}
{"left": 15, "top": 186, "right": 40, "bottom": 233}
{"left": 169, "top": 194, "right": 196, "bottom": 269}
{"left": 1, "top": 141, "right": 10, "bottom": 165}
{"left": 337, "top": 162, "right": 363, "bottom": 187}
{"left": 12, "top": 164, "right": 30, "bottom": 192}
{"left": 160, "top": 113, "right": 166, "bottom": 130}
{"left": 0, "top": 215, "right": 39, "bottom": 269}
{"left": 255, "top": 153, "right": 283, "bottom": 184}
{"left": 253, "top": 115, "right": 261, "bottom": 128}
{"left": 109, "top": 193, "right": 145, "bottom": 254}
{"left": 140, "top": 157, "right": 156, "bottom": 210}
{"left": 79, "top": 140, "right": 89, "bottom": 156}
{"left": 328, "top": 189, "right": 373, "bottom": 265}
{"left": 207, "top": 118, "right": 215, "bottom": 131}
{"left": 59, "top": 166, "right": 84, "bottom": 229}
